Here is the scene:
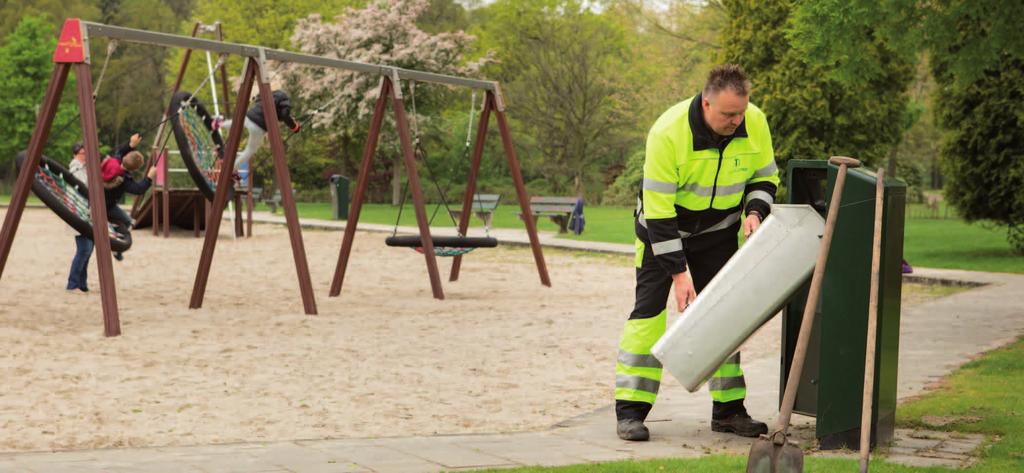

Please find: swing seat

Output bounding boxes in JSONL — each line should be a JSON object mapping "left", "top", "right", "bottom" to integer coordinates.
{"left": 169, "top": 91, "right": 231, "bottom": 202}
{"left": 385, "top": 235, "right": 498, "bottom": 257}
{"left": 14, "top": 152, "right": 133, "bottom": 252}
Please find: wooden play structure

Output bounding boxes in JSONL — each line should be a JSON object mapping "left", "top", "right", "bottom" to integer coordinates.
{"left": 132, "top": 21, "right": 254, "bottom": 239}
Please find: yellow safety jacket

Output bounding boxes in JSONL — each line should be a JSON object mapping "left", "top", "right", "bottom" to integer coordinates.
{"left": 637, "top": 93, "right": 780, "bottom": 273}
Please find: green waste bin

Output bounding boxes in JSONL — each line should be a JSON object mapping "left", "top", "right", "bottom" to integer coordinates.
{"left": 782, "top": 159, "right": 906, "bottom": 450}
{"left": 329, "top": 174, "right": 349, "bottom": 220}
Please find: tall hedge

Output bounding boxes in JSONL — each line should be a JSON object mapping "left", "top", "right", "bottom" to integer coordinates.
{"left": 0, "top": 16, "right": 80, "bottom": 179}
{"left": 719, "top": 0, "right": 913, "bottom": 172}
{"left": 934, "top": 53, "right": 1024, "bottom": 253}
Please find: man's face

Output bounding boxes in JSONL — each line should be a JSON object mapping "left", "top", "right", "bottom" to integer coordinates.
{"left": 702, "top": 88, "right": 748, "bottom": 136}
{"left": 75, "top": 149, "right": 86, "bottom": 161}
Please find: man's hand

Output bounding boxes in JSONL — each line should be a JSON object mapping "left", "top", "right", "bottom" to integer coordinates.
{"left": 671, "top": 271, "right": 697, "bottom": 312}
{"left": 743, "top": 212, "right": 762, "bottom": 238}
{"left": 129, "top": 133, "right": 142, "bottom": 148}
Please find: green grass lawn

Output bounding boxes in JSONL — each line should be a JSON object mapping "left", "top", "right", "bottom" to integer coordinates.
{"left": 258, "top": 201, "right": 639, "bottom": 243}
{"left": 6, "top": 192, "right": 1021, "bottom": 273}
{"left": 470, "top": 337, "right": 1024, "bottom": 473}
{"left": 902, "top": 217, "right": 1021, "bottom": 274}
{"left": 276, "top": 200, "right": 1020, "bottom": 274}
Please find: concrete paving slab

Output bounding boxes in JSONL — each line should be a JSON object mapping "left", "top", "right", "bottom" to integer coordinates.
{"left": 369, "top": 438, "right": 517, "bottom": 470}
{"left": 249, "top": 442, "right": 369, "bottom": 472}
{"left": 459, "top": 432, "right": 619, "bottom": 465}
{"left": 303, "top": 442, "right": 451, "bottom": 473}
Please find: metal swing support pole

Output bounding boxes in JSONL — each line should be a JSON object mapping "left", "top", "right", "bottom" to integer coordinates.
{"left": 390, "top": 73, "right": 445, "bottom": 299}
{"left": 0, "top": 20, "right": 122, "bottom": 336}
{"left": 448, "top": 92, "right": 492, "bottom": 282}
{"left": 449, "top": 90, "right": 550, "bottom": 286}
{"left": 190, "top": 54, "right": 318, "bottom": 314}
{"left": 328, "top": 77, "right": 391, "bottom": 298}
{"left": 329, "top": 72, "right": 445, "bottom": 299}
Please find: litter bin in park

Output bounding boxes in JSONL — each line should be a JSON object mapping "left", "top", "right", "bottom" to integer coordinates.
{"left": 329, "top": 174, "right": 349, "bottom": 220}
{"left": 781, "top": 159, "right": 907, "bottom": 450}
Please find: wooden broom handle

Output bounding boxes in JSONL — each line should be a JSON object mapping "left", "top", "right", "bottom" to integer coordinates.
{"left": 773, "top": 156, "right": 862, "bottom": 440}
{"left": 859, "top": 168, "right": 885, "bottom": 472}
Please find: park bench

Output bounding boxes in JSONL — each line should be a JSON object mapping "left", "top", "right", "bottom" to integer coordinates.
{"left": 449, "top": 193, "right": 501, "bottom": 229}
{"left": 259, "top": 188, "right": 296, "bottom": 214}
{"left": 519, "top": 196, "right": 579, "bottom": 234}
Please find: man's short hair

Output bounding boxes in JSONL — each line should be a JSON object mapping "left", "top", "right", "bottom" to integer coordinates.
{"left": 703, "top": 64, "right": 752, "bottom": 99}
{"left": 122, "top": 151, "right": 144, "bottom": 172}
{"left": 72, "top": 142, "right": 85, "bottom": 155}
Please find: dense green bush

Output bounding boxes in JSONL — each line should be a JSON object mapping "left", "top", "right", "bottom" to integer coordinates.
{"left": 935, "top": 55, "right": 1024, "bottom": 253}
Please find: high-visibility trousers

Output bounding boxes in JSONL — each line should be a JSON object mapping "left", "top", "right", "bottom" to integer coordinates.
{"left": 615, "top": 234, "right": 745, "bottom": 421}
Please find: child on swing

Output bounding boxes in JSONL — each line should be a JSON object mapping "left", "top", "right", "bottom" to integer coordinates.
{"left": 99, "top": 133, "right": 157, "bottom": 260}
{"left": 220, "top": 90, "right": 301, "bottom": 172}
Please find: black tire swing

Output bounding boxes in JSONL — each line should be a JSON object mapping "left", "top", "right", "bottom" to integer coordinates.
{"left": 384, "top": 84, "right": 497, "bottom": 257}
{"left": 168, "top": 90, "right": 231, "bottom": 202}
{"left": 14, "top": 153, "right": 133, "bottom": 252}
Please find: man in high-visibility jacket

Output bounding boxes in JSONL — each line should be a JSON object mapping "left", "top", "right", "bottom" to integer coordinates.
{"left": 615, "top": 64, "right": 779, "bottom": 441}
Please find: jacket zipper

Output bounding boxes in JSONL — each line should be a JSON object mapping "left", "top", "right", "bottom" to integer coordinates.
{"left": 689, "top": 146, "right": 726, "bottom": 237}
{"left": 709, "top": 146, "right": 725, "bottom": 209}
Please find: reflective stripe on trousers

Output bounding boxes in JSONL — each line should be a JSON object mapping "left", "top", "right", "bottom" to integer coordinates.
{"left": 615, "top": 310, "right": 665, "bottom": 405}
{"left": 616, "top": 236, "right": 746, "bottom": 407}
{"left": 709, "top": 352, "right": 746, "bottom": 402}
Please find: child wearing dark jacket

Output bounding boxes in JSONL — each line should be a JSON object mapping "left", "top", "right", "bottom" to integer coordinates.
{"left": 99, "top": 133, "right": 156, "bottom": 260}
{"left": 220, "top": 90, "right": 300, "bottom": 170}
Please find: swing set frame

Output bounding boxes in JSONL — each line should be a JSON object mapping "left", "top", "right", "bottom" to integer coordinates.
{"left": 0, "top": 18, "right": 550, "bottom": 337}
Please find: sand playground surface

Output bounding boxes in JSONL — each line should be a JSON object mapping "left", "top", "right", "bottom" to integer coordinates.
{"left": 1, "top": 208, "right": 646, "bottom": 452}
{"left": 1, "top": 208, "right": 931, "bottom": 454}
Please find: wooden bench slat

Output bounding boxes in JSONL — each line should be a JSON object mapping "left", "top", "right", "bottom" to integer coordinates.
{"left": 449, "top": 193, "right": 501, "bottom": 229}
{"left": 531, "top": 204, "right": 576, "bottom": 213}
{"left": 530, "top": 197, "right": 577, "bottom": 205}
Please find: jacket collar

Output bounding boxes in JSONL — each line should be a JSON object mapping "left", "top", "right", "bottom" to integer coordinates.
{"left": 688, "top": 92, "right": 748, "bottom": 151}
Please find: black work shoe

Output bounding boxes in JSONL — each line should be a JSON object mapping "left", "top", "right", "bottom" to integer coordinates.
{"left": 617, "top": 418, "right": 650, "bottom": 441}
{"left": 711, "top": 412, "right": 768, "bottom": 438}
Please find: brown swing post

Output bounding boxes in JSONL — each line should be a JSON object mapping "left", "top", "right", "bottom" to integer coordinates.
{"left": 0, "top": 23, "right": 121, "bottom": 336}
{"left": 328, "top": 76, "right": 551, "bottom": 300}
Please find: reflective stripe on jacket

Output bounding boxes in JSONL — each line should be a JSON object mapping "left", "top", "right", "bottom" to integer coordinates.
{"left": 638, "top": 93, "right": 780, "bottom": 274}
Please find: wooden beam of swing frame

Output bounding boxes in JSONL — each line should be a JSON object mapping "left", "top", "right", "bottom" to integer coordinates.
{"left": 79, "top": 21, "right": 501, "bottom": 95}
{"left": 450, "top": 92, "right": 551, "bottom": 287}
{"left": 329, "top": 79, "right": 551, "bottom": 299}
{"left": 0, "top": 59, "right": 123, "bottom": 337}
{"left": 188, "top": 56, "right": 319, "bottom": 315}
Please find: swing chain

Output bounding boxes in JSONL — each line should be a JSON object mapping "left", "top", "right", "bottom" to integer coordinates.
{"left": 92, "top": 40, "right": 118, "bottom": 99}
{"left": 391, "top": 81, "right": 482, "bottom": 244}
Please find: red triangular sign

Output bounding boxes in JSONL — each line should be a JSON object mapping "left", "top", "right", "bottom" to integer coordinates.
{"left": 53, "top": 19, "right": 86, "bottom": 63}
